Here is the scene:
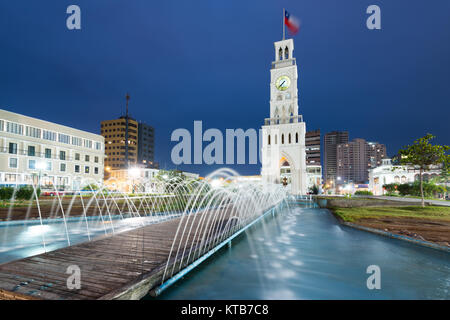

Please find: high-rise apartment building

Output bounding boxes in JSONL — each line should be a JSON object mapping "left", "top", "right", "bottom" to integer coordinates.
{"left": 305, "top": 130, "right": 322, "bottom": 188}
{"left": 101, "top": 116, "right": 138, "bottom": 169}
{"left": 336, "top": 138, "right": 387, "bottom": 184}
{"left": 137, "top": 122, "right": 156, "bottom": 168}
{"left": 323, "top": 131, "right": 349, "bottom": 184}
{"left": 367, "top": 141, "right": 387, "bottom": 170}
{"left": 305, "top": 130, "right": 321, "bottom": 166}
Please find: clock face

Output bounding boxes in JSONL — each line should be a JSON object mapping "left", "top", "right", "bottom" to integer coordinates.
{"left": 275, "top": 75, "right": 291, "bottom": 91}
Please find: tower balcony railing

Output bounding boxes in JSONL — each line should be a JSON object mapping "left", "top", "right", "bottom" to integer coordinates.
{"left": 271, "top": 58, "right": 296, "bottom": 69}
{"left": 264, "top": 115, "right": 303, "bottom": 126}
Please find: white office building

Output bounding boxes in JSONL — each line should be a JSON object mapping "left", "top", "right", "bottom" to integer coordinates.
{"left": 0, "top": 109, "right": 105, "bottom": 190}
{"left": 369, "top": 158, "right": 442, "bottom": 195}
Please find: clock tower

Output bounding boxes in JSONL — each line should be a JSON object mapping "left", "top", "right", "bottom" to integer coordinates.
{"left": 261, "top": 38, "right": 307, "bottom": 194}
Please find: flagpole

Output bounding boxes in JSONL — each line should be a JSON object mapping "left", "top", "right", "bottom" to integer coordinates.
{"left": 282, "top": 8, "right": 285, "bottom": 40}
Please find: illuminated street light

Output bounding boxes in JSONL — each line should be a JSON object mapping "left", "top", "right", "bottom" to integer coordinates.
{"left": 128, "top": 167, "right": 140, "bottom": 178}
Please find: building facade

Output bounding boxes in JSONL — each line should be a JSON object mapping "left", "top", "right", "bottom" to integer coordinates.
{"left": 369, "top": 159, "right": 441, "bottom": 195}
{"left": 305, "top": 129, "right": 322, "bottom": 189}
{"left": 261, "top": 38, "right": 307, "bottom": 195}
{"left": 337, "top": 138, "right": 387, "bottom": 185}
{"left": 101, "top": 116, "right": 138, "bottom": 170}
{"left": 0, "top": 109, "right": 104, "bottom": 190}
{"left": 137, "top": 122, "right": 156, "bottom": 168}
{"left": 323, "top": 131, "right": 349, "bottom": 185}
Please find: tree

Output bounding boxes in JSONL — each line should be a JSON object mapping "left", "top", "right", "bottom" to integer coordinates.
{"left": 309, "top": 185, "right": 319, "bottom": 195}
{"left": 397, "top": 134, "right": 450, "bottom": 207}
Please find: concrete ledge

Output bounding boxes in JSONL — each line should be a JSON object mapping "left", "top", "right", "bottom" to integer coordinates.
{"left": 341, "top": 221, "right": 450, "bottom": 253}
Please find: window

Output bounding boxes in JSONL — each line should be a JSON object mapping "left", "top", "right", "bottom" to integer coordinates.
{"left": 28, "top": 159, "right": 36, "bottom": 169}
{"left": 278, "top": 47, "right": 283, "bottom": 60}
{"left": 285, "top": 46, "right": 289, "bottom": 59}
{"left": 75, "top": 165, "right": 80, "bottom": 173}
{"left": 5, "top": 174, "right": 17, "bottom": 182}
{"left": 59, "top": 151, "right": 66, "bottom": 160}
{"left": 58, "top": 133, "right": 70, "bottom": 144}
{"left": 43, "top": 130, "right": 56, "bottom": 141}
{"left": 268, "top": 135, "right": 271, "bottom": 145}
{"left": 46, "top": 161, "right": 52, "bottom": 171}
{"left": 95, "top": 142, "right": 101, "bottom": 150}
{"left": 75, "top": 153, "right": 80, "bottom": 161}
{"left": 45, "top": 148, "right": 52, "bottom": 159}
{"left": 281, "top": 134, "right": 284, "bottom": 144}
{"left": 72, "top": 136, "right": 82, "bottom": 146}
{"left": 60, "top": 163, "right": 66, "bottom": 172}
{"left": 84, "top": 139, "right": 92, "bottom": 149}
{"left": 26, "top": 126, "right": 41, "bottom": 138}
{"left": 8, "top": 143, "right": 17, "bottom": 154}
{"left": 9, "top": 158, "right": 18, "bottom": 168}
{"left": 94, "top": 167, "right": 99, "bottom": 174}
{"left": 288, "top": 133, "right": 291, "bottom": 144}
{"left": 296, "top": 133, "right": 298, "bottom": 143}
{"left": 85, "top": 155, "right": 90, "bottom": 162}
{"left": 28, "top": 146, "right": 35, "bottom": 157}
{"left": 94, "top": 156, "right": 99, "bottom": 163}
{"left": 85, "top": 166, "right": 90, "bottom": 174}
{"left": 6, "top": 122, "right": 23, "bottom": 135}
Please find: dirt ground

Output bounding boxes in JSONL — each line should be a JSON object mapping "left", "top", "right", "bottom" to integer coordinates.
{"left": 356, "top": 217, "right": 450, "bottom": 247}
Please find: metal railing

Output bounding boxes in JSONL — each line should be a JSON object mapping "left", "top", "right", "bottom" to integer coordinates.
{"left": 264, "top": 115, "right": 303, "bottom": 126}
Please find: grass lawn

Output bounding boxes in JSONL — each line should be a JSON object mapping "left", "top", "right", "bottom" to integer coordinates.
{"left": 332, "top": 206, "right": 450, "bottom": 223}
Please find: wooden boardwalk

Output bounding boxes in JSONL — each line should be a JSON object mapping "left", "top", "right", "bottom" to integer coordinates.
{"left": 0, "top": 209, "right": 232, "bottom": 300}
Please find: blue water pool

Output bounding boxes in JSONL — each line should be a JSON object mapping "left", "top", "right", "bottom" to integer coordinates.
{"left": 0, "top": 215, "right": 174, "bottom": 264}
{"left": 153, "top": 205, "right": 450, "bottom": 299}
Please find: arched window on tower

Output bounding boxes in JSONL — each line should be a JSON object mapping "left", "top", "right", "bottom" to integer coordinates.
{"left": 285, "top": 46, "right": 289, "bottom": 59}
{"left": 279, "top": 47, "right": 283, "bottom": 60}
{"left": 281, "top": 134, "right": 284, "bottom": 144}
{"left": 275, "top": 135, "right": 278, "bottom": 144}
{"left": 295, "top": 132, "right": 298, "bottom": 143}
{"left": 288, "top": 133, "right": 291, "bottom": 144}
{"left": 268, "top": 135, "right": 271, "bottom": 145}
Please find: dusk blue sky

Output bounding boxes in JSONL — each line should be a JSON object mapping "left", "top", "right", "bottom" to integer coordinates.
{"left": 1, "top": 1, "right": 449, "bottom": 176}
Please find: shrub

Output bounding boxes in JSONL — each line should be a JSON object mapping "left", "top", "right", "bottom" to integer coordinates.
{"left": 383, "top": 183, "right": 399, "bottom": 193}
{"left": 309, "top": 185, "right": 319, "bottom": 195}
{"left": 395, "top": 182, "right": 445, "bottom": 198}
{"left": 397, "top": 183, "right": 412, "bottom": 196}
{"left": 354, "top": 190, "right": 373, "bottom": 196}
{"left": 0, "top": 187, "right": 14, "bottom": 200}
{"left": 0, "top": 186, "right": 40, "bottom": 201}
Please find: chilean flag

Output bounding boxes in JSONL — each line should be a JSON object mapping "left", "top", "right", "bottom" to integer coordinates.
{"left": 284, "top": 10, "right": 300, "bottom": 35}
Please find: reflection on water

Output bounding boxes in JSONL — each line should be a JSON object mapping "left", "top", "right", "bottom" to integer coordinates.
{"left": 154, "top": 206, "right": 450, "bottom": 300}
{"left": 0, "top": 215, "right": 172, "bottom": 264}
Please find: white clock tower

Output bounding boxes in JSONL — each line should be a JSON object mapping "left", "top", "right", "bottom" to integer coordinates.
{"left": 261, "top": 38, "right": 307, "bottom": 195}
